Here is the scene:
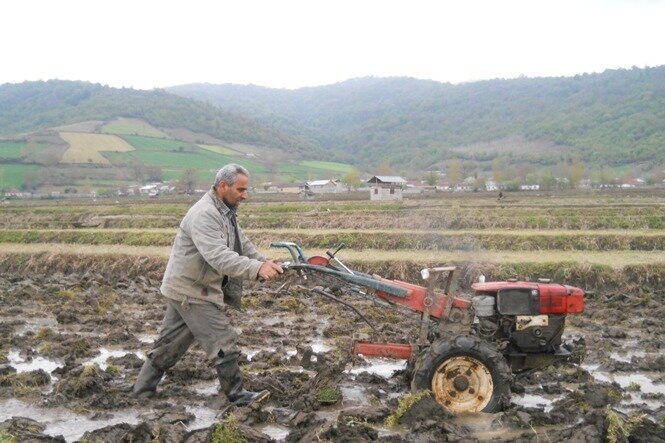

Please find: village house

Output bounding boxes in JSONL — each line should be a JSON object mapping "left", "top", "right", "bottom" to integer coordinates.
{"left": 367, "top": 175, "right": 406, "bottom": 201}
{"left": 306, "top": 179, "right": 343, "bottom": 194}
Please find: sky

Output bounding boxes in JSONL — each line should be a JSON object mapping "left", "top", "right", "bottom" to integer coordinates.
{"left": 1, "top": 0, "right": 664, "bottom": 90}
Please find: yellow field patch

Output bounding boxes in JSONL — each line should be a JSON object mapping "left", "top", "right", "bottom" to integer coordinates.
{"left": 60, "top": 132, "right": 135, "bottom": 164}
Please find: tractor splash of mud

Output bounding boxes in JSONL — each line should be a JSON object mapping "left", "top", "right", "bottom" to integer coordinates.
{"left": 271, "top": 241, "right": 585, "bottom": 414}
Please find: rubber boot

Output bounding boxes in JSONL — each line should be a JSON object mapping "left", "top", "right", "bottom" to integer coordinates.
{"left": 216, "top": 359, "right": 270, "bottom": 406}
{"left": 131, "top": 359, "right": 164, "bottom": 398}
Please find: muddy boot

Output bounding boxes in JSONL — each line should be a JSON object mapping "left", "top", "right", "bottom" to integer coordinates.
{"left": 131, "top": 359, "right": 164, "bottom": 399}
{"left": 216, "top": 359, "right": 270, "bottom": 406}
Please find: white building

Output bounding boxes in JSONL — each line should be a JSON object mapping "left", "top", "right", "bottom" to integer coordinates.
{"left": 306, "top": 179, "right": 343, "bottom": 194}
{"left": 367, "top": 176, "right": 406, "bottom": 201}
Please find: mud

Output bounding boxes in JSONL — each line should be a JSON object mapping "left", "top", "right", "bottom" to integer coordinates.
{"left": 1, "top": 265, "right": 664, "bottom": 442}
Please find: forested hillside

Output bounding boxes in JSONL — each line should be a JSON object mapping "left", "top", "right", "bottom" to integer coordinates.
{"left": 169, "top": 66, "right": 665, "bottom": 171}
{"left": 0, "top": 80, "right": 317, "bottom": 156}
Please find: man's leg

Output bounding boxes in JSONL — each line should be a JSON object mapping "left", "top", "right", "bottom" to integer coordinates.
{"left": 133, "top": 302, "right": 195, "bottom": 398}
{"left": 173, "top": 302, "right": 269, "bottom": 406}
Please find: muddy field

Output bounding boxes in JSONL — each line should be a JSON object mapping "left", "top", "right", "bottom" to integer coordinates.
{"left": 1, "top": 253, "right": 664, "bottom": 442}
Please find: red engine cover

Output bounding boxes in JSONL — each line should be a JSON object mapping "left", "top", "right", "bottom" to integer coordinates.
{"left": 471, "top": 281, "right": 585, "bottom": 314}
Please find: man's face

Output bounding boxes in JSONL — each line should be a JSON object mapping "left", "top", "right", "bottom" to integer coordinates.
{"left": 216, "top": 173, "right": 249, "bottom": 208}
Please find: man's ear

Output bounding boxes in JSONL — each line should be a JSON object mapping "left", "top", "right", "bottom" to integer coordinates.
{"left": 216, "top": 182, "right": 227, "bottom": 197}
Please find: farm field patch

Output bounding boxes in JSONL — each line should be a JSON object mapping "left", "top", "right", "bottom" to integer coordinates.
{"left": 0, "top": 164, "right": 42, "bottom": 189}
{"left": 101, "top": 118, "right": 169, "bottom": 138}
{"left": 59, "top": 132, "right": 134, "bottom": 164}
{"left": 0, "top": 141, "right": 27, "bottom": 159}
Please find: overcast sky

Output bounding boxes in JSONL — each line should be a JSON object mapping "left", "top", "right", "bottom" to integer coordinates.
{"left": 1, "top": 0, "right": 663, "bottom": 90}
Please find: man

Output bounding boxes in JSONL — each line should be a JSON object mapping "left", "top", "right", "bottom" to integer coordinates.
{"left": 132, "top": 164, "right": 283, "bottom": 406}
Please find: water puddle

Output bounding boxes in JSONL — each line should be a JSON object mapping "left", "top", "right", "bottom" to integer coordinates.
{"left": 583, "top": 364, "right": 665, "bottom": 395}
{"left": 7, "top": 350, "right": 61, "bottom": 373}
{"left": 348, "top": 357, "right": 407, "bottom": 378}
{"left": 339, "top": 383, "right": 370, "bottom": 407}
{"left": 583, "top": 363, "right": 665, "bottom": 410}
{"left": 610, "top": 349, "right": 646, "bottom": 363}
{"left": 511, "top": 392, "right": 562, "bottom": 412}
{"left": 261, "top": 317, "right": 292, "bottom": 327}
{"left": 83, "top": 348, "right": 143, "bottom": 370}
{"left": 257, "top": 423, "right": 290, "bottom": 442}
{"left": 0, "top": 398, "right": 141, "bottom": 442}
{"left": 137, "top": 334, "right": 156, "bottom": 344}
{"left": 245, "top": 347, "right": 277, "bottom": 361}
{"left": 14, "top": 315, "right": 59, "bottom": 336}
{"left": 190, "top": 380, "right": 219, "bottom": 396}
{"left": 185, "top": 404, "right": 220, "bottom": 430}
{"left": 309, "top": 338, "right": 332, "bottom": 353}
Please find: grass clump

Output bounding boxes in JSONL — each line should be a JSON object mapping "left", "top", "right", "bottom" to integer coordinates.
{"left": 316, "top": 386, "right": 341, "bottom": 405}
{"left": 210, "top": 414, "right": 246, "bottom": 443}
{"left": 56, "top": 288, "right": 81, "bottom": 300}
{"left": 279, "top": 297, "right": 304, "bottom": 311}
{"left": 385, "top": 390, "right": 431, "bottom": 427}
{"left": 105, "top": 365, "right": 121, "bottom": 376}
{"left": 0, "top": 370, "right": 51, "bottom": 397}
{"left": 605, "top": 407, "right": 630, "bottom": 443}
{"left": 34, "top": 327, "right": 56, "bottom": 341}
{"left": 626, "top": 382, "right": 641, "bottom": 392}
{"left": 0, "top": 431, "right": 18, "bottom": 443}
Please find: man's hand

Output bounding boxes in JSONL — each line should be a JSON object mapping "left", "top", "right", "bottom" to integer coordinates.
{"left": 258, "top": 259, "right": 283, "bottom": 281}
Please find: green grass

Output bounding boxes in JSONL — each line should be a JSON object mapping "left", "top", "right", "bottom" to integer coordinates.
{"left": 108, "top": 137, "right": 267, "bottom": 178}
{"left": 0, "top": 141, "right": 27, "bottom": 159}
{"left": 300, "top": 160, "right": 354, "bottom": 173}
{"left": 0, "top": 164, "right": 42, "bottom": 189}
{"left": 120, "top": 135, "right": 191, "bottom": 151}
{"left": 275, "top": 161, "right": 352, "bottom": 181}
{"left": 101, "top": 118, "right": 168, "bottom": 138}
{"left": 210, "top": 415, "right": 246, "bottom": 443}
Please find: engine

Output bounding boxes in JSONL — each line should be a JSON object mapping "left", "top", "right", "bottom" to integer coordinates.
{"left": 470, "top": 280, "right": 584, "bottom": 354}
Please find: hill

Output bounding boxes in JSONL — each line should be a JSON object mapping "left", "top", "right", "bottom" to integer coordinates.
{"left": 0, "top": 80, "right": 319, "bottom": 156}
{"left": 169, "top": 66, "right": 665, "bottom": 174}
{"left": 0, "top": 81, "right": 351, "bottom": 192}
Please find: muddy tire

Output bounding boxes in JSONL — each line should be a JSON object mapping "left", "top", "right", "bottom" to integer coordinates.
{"left": 411, "top": 335, "right": 511, "bottom": 413}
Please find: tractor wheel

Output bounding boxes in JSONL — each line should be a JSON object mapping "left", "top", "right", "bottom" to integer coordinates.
{"left": 411, "top": 335, "right": 511, "bottom": 413}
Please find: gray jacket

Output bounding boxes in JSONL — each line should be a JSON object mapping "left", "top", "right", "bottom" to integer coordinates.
{"left": 160, "top": 189, "right": 265, "bottom": 308}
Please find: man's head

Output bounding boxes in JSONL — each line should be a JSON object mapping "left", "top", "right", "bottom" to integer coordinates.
{"left": 213, "top": 164, "right": 250, "bottom": 209}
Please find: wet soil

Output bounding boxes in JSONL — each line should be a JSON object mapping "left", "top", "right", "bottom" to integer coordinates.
{"left": 1, "top": 265, "right": 664, "bottom": 442}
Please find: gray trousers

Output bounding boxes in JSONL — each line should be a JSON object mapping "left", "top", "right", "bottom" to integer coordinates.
{"left": 147, "top": 300, "right": 240, "bottom": 370}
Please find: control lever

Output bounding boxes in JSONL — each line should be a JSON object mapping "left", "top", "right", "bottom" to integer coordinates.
{"left": 326, "top": 243, "right": 354, "bottom": 275}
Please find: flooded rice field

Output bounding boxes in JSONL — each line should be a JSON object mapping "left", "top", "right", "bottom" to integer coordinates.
{"left": 1, "top": 260, "right": 664, "bottom": 442}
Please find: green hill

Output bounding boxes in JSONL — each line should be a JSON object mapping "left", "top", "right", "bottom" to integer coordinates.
{"left": 169, "top": 66, "right": 665, "bottom": 172}
{"left": 0, "top": 80, "right": 318, "bottom": 157}
{"left": 0, "top": 81, "right": 348, "bottom": 191}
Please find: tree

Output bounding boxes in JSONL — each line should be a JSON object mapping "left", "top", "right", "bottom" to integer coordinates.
{"left": 539, "top": 171, "right": 558, "bottom": 191}
{"left": 179, "top": 168, "right": 198, "bottom": 194}
{"left": 570, "top": 156, "right": 585, "bottom": 188}
{"left": 447, "top": 159, "right": 462, "bottom": 186}
{"left": 378, "top": 160, "right": 392, "bottom": 176}
{"left": 341, "top": 168, "right": 362, "bottom": 190}
{"left": 491, "top": 158, "right": 504, "bottom": 183}
{"left": 146, "top": 166, "right": 163, "bottom": 182}
{"left": 424, "top": 171, "right": 438, "bottom": 186}
{"left": 599, "top": 166, "right": 615, "bottom": 185}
